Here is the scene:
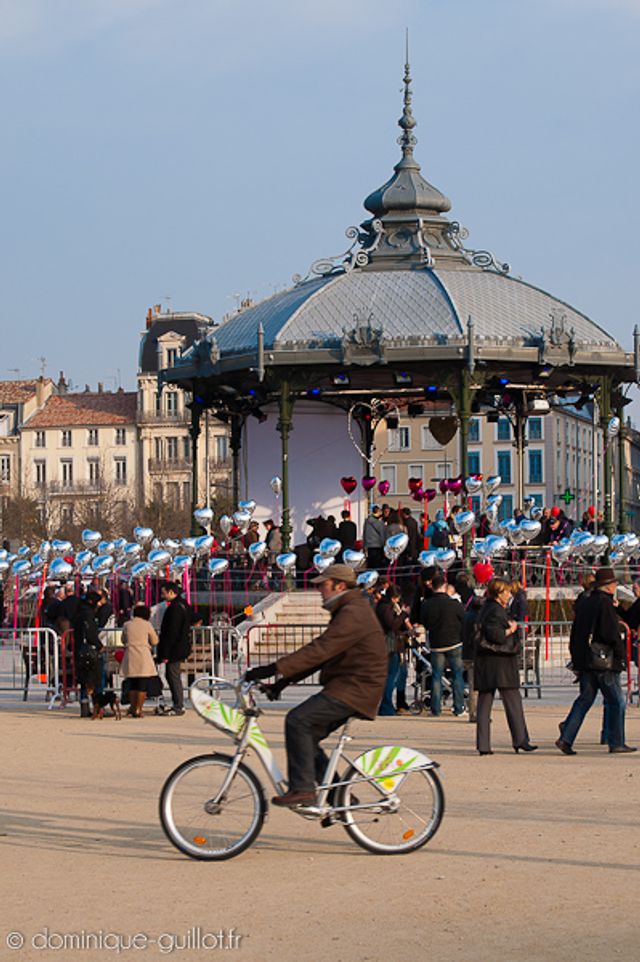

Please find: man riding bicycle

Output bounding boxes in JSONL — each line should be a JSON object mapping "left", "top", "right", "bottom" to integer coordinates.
{"left": 245, "top": 564, "right": 387, "bottom": 807}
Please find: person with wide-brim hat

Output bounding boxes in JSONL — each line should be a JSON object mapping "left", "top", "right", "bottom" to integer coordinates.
{"left": 556, "top": 567, "right": 636, "bottom": 755}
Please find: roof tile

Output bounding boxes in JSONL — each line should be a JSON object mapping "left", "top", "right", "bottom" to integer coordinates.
{"left": 24, "top": 392, "right": 137, "bottom": 429}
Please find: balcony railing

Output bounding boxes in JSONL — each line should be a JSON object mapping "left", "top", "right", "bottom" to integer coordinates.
{"left": 45, "top": 480, "right": 103, "bottom": 495}
{"left": 138, "top": 411, "right": 188, "bottom": 425}
{"left": 148, "top": 458, "right": 192, "bottom": 473}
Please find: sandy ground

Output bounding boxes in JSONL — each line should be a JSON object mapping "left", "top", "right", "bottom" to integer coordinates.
{"left": 1, "top": 699, "right": 638, "bottom": 962}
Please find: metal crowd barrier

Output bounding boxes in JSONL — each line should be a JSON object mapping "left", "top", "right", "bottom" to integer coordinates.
{"left": 244, "top": 623, "right": 324, "bottom": 684}
{"left": 0, "top": 627, "right": 60, "bottom": 706}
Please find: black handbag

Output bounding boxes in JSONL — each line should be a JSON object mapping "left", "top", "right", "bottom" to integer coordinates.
{"left": 147, "top": 674, "right": 163, "bottom": 698}
{"left": 588, "top": 635, "right": 614, "bottom": 671}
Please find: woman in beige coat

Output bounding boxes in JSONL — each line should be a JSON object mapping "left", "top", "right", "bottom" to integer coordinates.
{"left": 121, "top": 604, "right": 159, "bottom": 717}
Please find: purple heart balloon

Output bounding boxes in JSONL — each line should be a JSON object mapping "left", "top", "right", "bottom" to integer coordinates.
{"left": 448, "top": 478, "right": 463, "bottom": 496}
{"left": 378, "top": 480, "right": 390, "bottom": 496}
{"left": 361, "top": 476, "right": 377, "bottom": 492}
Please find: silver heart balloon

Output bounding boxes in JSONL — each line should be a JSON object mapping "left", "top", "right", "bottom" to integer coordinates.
{"left": 181, "top": 537, "right": 198, "bottom": 556}
{"left": 92, "top": 554, "right": 114, "bottom": 574}
{"left": 275, "top": 552, "right": 297, "bottom": 572}
{"left": 131, "top": 561, "right": 151, "bottom": 578}
{"left": 18, "top": 545, "right": 31, "bottom": 557}
{"left": 487, "top": 493, "right": 503, "bottom": 509}
{"left": 219, "top": 515, "right": 233, "bottom": 536}
{"left": 314, "top": 554, "right": 335, "bottom": 573}
{"left": 434, "top": 548, "right": 456, "bottom": 570}
{"left": 30, "top": 553, "right": 44, "bottom": 570}
{"left": 248, "top": 541, "right": 267, "bottom": 563}
{"left": 571, "top": 532, "right": 594, "bottom": 555}
{"left": 81, "top": 529, "right": 102, "bottom": 549}
{"left": 238, "top": 499, "right": 257, "bottom": 515}
{"left": 13, "top": 558, "right": 31, "bottom": 578}
{"left": 386, "top": 532, "right": 409, "bottom": 554}
{"left": 384, "top": 542, "right": 401, "bottom": 562}
{"left": 343, "top": 549, "right": 365, "bottom": 569}
{"left": 319, "top": 538, "right": 342, "bottom": 558}
{"left": 193, "top": 506, "right": 214, "bottom": 528}
{"left": 610, "top": 534, "right": 627, "bottom": 552}
{"left": 623, "top": 533, "right": 639, "bottom": 554}
{"left": 357, "top": 570, "right": 379, "bottom": 588}
{"left": 607, "top": 416, "right": 620, "bottom": 438}
{"left": 591, "top": 534, "right": 609, "bottom": 557}
{"left": 464, "top": 476, "right": 483, "bottom": 495}
{"left": 75, "top": 550, "right": 94, "bottom": 567}
{"left": 485, "top": 504, "right": 499, "bottom": 525}
{"left": 609, "top": 549, "right": 624, "bottom": 565}
{"left": 551, "top": 540, "right": 571, "bottom": 564}
{"left": 163, "top": 538, "right": 181, "bottom": 556}
{"left": 98, "top": 540, "right": 115, "bottom": 556}
{"left": 148, "top": 549, "right": 172, "bottom": 568}
{"left": 49, "top": 558, "right": 73, "bottom": 579}
{"left": 112, "top": 538, "right": 127, "bottom": 553}
{"left": 172, "top": 554, "right": 193, "bottom": 571}
{"left": 530, "top": 505, "right": 543, "bottom": 521}
{"left": 209, "top": 557, "right": 230, "bottom": 577}
{"left": 418, "top": 550, "right": 438, "bottom": 568}
{"left": 453, "top": 510, "right": 475, "bottom": 535}
{"left": 523, "top": 496, "right": 535, "bottom": 509}
{"left": 133, "top": 526, "right": 153, "bottom": 546}
{"left": 233, "top": 510, "right": 252, "bottom": 533}
{"left": 519, "top": 519, "right": 541, "bottom": 542}
{"left": 51, "top": 539, "right": 73, "bottom": 556}
{"left": 270, "top": 476, "right": 282, "bottom": 496}
{"left": 0, "top": 560, "right": 9, "bottom": 575}
{"left": 124, "top": 542, "right": 142, "bottom": 559}
{"left": 484, "top": 535, "right": 509, "bottom": 556}
{"left": 506, "top": 521, "right": 526, "bottom": 545}
{"left": 195, "top": 534, "right": 214, "bottom": 556}
{"left": 485, "top": 475, "right": 502, "bottom": 495}
{"left": 472, "top": 539, "right": 489, "bottom": 559}
{"left": 39, "top": 541, "right": 52, "bottom": 561}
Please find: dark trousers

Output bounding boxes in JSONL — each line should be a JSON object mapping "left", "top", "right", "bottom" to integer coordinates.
{"left": 165, "top": 661, "right": 184, "bottom": 710}
{"left": 285, "top": 692, "right": 354, "bottom": 792}
{"left": 476, "top": 687, "right": 529, "bottom": 753}
{"left": 561, "top": 671, "right": 623, "bottom": 749}
{"left": 366, "top": 548, "right": 385, "bottom": 570}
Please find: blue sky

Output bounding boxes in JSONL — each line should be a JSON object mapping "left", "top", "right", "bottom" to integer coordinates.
{"left": 3, "top": 0, "right": 640, "bottom": 413}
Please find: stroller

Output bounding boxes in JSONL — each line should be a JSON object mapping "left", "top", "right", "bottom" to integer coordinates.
{"left": 407, "top": 637, "right": 468, "bottom": 715}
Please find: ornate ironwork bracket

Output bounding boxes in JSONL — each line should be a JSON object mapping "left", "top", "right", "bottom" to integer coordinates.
{"left": 445, "top": 221, "right": 510, "bottom": 275}
{"left": 292, "top": 220, "right": 385, "bottom": 285}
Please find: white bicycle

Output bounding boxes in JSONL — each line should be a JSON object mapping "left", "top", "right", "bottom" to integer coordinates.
{"left": 159, "top": 676, "right": 445, "bottom": 860}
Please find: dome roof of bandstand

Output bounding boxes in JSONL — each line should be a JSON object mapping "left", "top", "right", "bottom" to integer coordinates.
{"left": 164, "top": 56, "right": 634, "bottom": 395}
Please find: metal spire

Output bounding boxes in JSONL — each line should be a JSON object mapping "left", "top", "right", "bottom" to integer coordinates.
{"left": 397, "top": 30, "right": 418, "bottom": 166}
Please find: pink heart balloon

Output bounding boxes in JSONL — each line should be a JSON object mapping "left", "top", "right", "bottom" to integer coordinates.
{"left": 439, "top": 479, "right": 449, "bottom": 494}
{"left": 424, "top": 488, "right": 437, "bottom": 502}
{"left": 411, "top": 490, "right": 424, "bottom": 502}
{"left": 361, "top": 476, "right": 377, "bottom": 492}
{"left": 448, "top": 478, "right": 463, "bottom": 496}
{"left": 378, "top": 480, "right": 390, "bottom": 496}
{"left": 340, "top": 476, "right": 358, "bottom": 495}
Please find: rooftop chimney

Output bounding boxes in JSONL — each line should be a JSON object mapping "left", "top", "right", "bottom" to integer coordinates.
{"left": 35, "top": 376, "right": 46, "bottom": 408}
{"left": 97, "top": 382, "right": 104, "bottom": 394}
{"left": 57, "top": 371, "right": 68, "bottom": 395}
{"left": 146, "top": 307, "right": 153, "bottom": 329}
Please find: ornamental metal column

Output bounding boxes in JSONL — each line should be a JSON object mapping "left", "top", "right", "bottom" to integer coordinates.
{"left": 230, "top": 414, "right": 243, "bottom": 507}
{"left": 189, "top": 403, "right": 202, "bottom": 536}
{"left": 458, "top": 368, "right": 472, "bottom": 482}
{"left": 277, "top": 379, "right": 294, "bottom": 553}
{"left": 599, "top": 376, "right": 614, "bottom": 540}
{"left": 617, "top": 402, "right": 627, "bottom": 533}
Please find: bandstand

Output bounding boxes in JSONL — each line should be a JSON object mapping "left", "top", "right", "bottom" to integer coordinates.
{"left": 161, "top": 58, "right": 638, "bottom": 549}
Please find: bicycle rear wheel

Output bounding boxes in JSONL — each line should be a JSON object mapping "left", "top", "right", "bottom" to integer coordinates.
{"left": 159, "top": 753, "right": 266, "bottom": 860}
{"left": 338, "top": 765, "right": 444, "bottom": 855}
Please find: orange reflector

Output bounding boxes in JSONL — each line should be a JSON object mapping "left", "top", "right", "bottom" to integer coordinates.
{"left": 38, "top": 674, "right": 47, "bottom": 684}
{"left": 193, "top": 836, "right": 207, "bottom": 845}
{"left": 402, "top": 829, "right": 415, "bottom": 841}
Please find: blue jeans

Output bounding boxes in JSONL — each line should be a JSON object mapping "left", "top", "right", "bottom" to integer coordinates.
{"left": 431, "top": 647, "right": 465, "bottom": 716}
{"left": 600, "top": 674, "right": 627, "bottom": 745}
{"left": 379, "top": 652, "right": 400, "bottom": 715}
{"left": 561, "top": 671, "right": 624, "bottom": 749}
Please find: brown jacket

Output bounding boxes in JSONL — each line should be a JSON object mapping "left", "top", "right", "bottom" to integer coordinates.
{"left": 275, "top": 588, "right": 387, "bottom": 719}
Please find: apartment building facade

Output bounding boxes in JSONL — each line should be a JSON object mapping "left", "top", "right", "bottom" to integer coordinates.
{"left": 0, "top": 378, "right": 54, "bottom": 528}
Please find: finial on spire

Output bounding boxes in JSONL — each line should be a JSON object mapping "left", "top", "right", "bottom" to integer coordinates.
{"left": 398, "top": 29, "right": 417, "bottom": 162}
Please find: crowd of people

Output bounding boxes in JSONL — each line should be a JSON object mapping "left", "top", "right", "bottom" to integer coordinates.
{"left": 37, "top": 579, "right": 198, "bottom": 719}
{"left": 362, "top": 562, "right": 637, "bottom": 755}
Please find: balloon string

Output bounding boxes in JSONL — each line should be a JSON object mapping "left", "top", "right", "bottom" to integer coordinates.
{"left": 13, "top": 575, "right": 19, "bottom": 638}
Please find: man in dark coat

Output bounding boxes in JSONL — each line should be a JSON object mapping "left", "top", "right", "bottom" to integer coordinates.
{"left": 556, "top": 567, "right": 636, "bottom": 755}
{"left": 400, "top": 507, "right": 420, "bottom": 565}
{"left": 420, "top": 573, "right": 465, "bottom": 716}
{"left": 337, "top": 510, "right": 357, "bottom": 555}
{"left": 245, "top": 564, "right": 387, "bottom": 807}
{"left": 157, "top": 582, "right": 192, "bottom": 716}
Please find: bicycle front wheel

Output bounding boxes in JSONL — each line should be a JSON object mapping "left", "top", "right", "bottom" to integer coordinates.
{"left": 338, "top": 765, "right": 444, "bottom": 855}
{"left": 159, "top": 753, "right": 266, "bottom": 860}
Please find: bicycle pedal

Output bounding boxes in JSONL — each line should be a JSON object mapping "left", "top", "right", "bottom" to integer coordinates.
{"left": 320, "top": 814, "right": 336, "bottom": 828}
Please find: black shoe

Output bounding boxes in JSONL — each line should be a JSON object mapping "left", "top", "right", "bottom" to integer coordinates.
{"left": 609, "top": 745, "right": 638, "bottom": 754}
{"left": 514, "top": 743, "right": 538, "bottom": 753}
{"left": 555, "top": 738, "right": 577, "bottom": 756}
{"left": 477, "top": 750, "right": 494, "bottom": 756}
